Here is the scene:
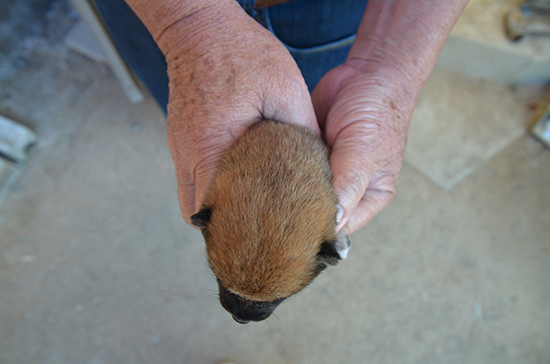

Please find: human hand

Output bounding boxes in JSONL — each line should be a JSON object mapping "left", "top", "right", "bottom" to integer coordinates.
{"left": 310, "top": 0, "right": 468, "bottom": 234}
{"left": 311, "top": 63, "right": 416, "bottom": 234}
{"left": 159, "top": 1, "right": 318, "bottom": 225}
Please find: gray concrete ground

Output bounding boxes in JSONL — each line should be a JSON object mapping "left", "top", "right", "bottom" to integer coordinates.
{"left": 1, "top": 1, "right": 549, "bottom": 364}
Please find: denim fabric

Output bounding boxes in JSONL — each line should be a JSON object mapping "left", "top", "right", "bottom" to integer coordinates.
{"left": 94, "top": 0, "right": 368, "bottom": 112}
{"left": 267, "top": 0, "right": 366, "bottom": 48}
{"left": 264, "top": 0, "right": 368, "bottom": 90}
{"left": 94, "top": 0, "right": 169, "bottom": 113}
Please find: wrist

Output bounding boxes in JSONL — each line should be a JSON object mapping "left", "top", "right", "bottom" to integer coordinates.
{"left": 123, "top": 0, "right": 237, "bottom": 53}
{"left": 154, "top": 2, "right": 256, "bottom": 66}
{"left": 347, "top": 0, "right": 468, "bottom": 96}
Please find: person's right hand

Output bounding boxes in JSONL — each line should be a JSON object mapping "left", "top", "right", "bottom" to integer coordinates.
{"left": 157, "top": 1, "right": 319, "bottom": 226}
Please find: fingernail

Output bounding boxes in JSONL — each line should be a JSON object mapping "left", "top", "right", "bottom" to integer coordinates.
{"left": 336, "top": 204, "right": 344, "bottom": 224}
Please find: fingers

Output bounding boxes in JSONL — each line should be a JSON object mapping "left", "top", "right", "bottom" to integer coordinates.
{"left": 177, "top": 177, "right": 196, "bottom": 227}
{"left": 343, "top": 181, "right": 396, "bottom": 234}
{"left": 169, "top": 124, "right": 239, "bottom": 225}
{"left": 331, "top": 139, "right": 398, "bottom": 233}
{"left": 315, "top": 66, "right": 411, "bottom": 233}
{"left": 168, "top": 67, "right": 317, "bottom": 226}
{"left": 329, "top": 136, "right": 374, "bottom": 232}
{"left": 330, "top": 125, "right": 403, "bottom": 233}
{"left": 177, "top": 160, "right": 224, "bottom": 228}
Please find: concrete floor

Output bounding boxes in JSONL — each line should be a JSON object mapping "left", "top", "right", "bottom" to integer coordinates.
{"left": 1, "top": 1, "right": 549, "bottom": 364}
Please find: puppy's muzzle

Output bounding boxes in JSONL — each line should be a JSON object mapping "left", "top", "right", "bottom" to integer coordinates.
{"left": 218, "top": 284, "right": 284, "bottom": 324}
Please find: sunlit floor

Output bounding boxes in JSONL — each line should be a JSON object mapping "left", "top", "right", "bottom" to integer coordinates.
{"left": 1, "top": 2, "right": 549, "bottom": 364}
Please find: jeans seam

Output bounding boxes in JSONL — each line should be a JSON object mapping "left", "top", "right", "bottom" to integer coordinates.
{"left": 264, "top": 7, "right": 356, "bottom": 55}
{"left": 286, "top": 35, "right": 355, "bottom": 54}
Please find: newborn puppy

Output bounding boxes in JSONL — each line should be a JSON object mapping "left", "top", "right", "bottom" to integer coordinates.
{"left": 191, "top": 120, "right": 350, "bottom": 324}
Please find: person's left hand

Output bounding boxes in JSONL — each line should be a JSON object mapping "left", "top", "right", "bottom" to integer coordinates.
{"left": 311, "top": 62, "right": 417, "bottom": 234}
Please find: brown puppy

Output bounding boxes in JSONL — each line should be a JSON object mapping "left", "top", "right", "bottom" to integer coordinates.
{"left": 191, "top": 120, "right": 350, "bottom": 324}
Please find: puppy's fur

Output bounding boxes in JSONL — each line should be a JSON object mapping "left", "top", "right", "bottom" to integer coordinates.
{"left": 192, "top": 120, "right": 349, "bottom": 323}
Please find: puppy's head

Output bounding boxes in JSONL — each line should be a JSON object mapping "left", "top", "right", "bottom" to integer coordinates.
{"left": 192, "top": 205, "right": 350, "bottom": 324}
{"left": 191, "top": 121, "right": 350, "bottom": 323}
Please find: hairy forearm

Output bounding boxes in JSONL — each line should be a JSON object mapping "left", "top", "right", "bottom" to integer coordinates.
{"left": 349, "top": 0, "right": 469, "bottom": 93}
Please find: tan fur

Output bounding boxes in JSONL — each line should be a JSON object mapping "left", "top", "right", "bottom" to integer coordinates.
{"left": 200, "top": 121, "right": 340, "bottom": 302}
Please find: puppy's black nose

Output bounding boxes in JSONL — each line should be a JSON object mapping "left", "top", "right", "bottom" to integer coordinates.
{"left": 218, "top": 284, "right": 284, "bottom": 323}
{"left": 232, "top": 316, "right": 250, "bottom": 325}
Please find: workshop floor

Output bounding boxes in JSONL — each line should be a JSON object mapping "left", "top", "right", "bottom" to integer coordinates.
{"left": 0, "top": 1, "right": 549, "bottom": 364}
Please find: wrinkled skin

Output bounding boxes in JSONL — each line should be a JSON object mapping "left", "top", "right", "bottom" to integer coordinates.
{"left": 161, "top": 2, "right": 320, "bottom": 226}
{"left": 312, "top": 63, "right": 413, "bottom": 233}
{"left": 123, "top": 0, "right": 469, "bottom": 233}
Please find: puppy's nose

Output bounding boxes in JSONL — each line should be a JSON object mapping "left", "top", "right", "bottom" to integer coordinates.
{"left": 218, "top": 284, "right": 284, "bottom": 323}
{"left": 232, "top": 316, "right": 250, "bottom": 324}
{"left": 223, "top": 295, "right": 277, "bottom": 323}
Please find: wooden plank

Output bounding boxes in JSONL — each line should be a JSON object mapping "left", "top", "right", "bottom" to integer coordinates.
{"left": 67, "top": 0, "right": 144, "bottom": 104}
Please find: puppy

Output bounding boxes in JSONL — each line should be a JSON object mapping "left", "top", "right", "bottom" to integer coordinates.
{"left": 191, "top": 120, "right": 350, "bottom": 324}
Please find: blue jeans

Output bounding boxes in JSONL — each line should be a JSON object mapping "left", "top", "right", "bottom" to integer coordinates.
{"left": 94, "top": 0, "right": 368, "bottom": 114}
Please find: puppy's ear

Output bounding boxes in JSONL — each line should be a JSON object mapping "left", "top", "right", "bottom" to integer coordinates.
{"left": 317, "top": 232, "right": 351, "bottom": 266}
{"left": 191, "top": 207, "right": 212, "bottom": 228}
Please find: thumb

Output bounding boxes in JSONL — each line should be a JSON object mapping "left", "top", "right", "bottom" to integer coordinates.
{"left": 329, "top": 132, "right": 375, "bottom": 232}
{"left": 311, "top": 64, "right": 360, "bottom": 129}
